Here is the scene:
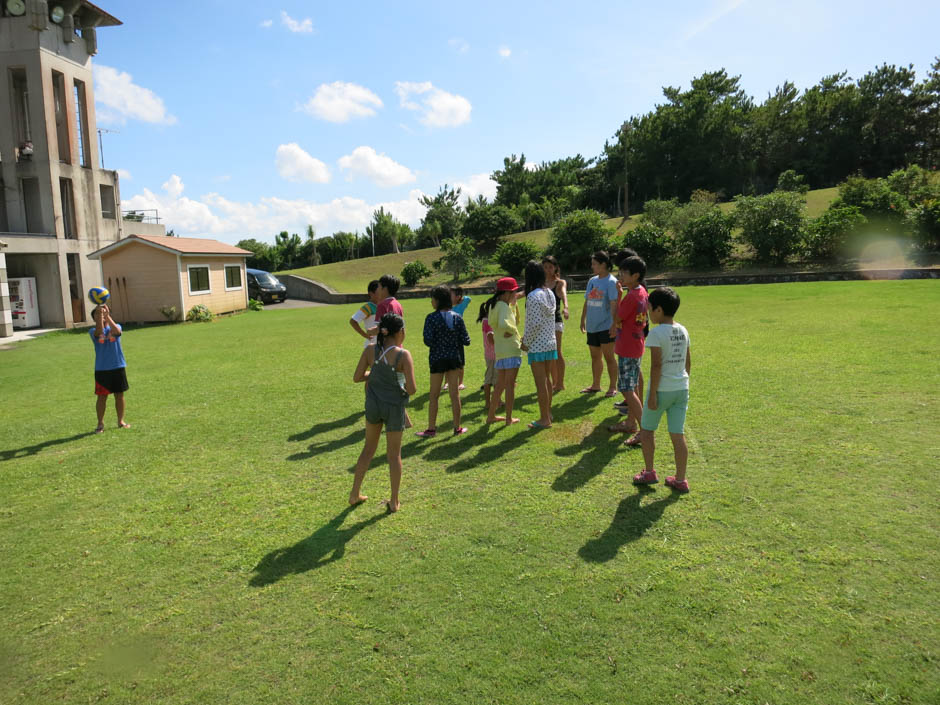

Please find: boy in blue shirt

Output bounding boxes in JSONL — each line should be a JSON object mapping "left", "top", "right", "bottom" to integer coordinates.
{"left": 579, "top": 251, "right": 620, "bottom": 396}
{"left": 90, "top": 304, "right": 130, "bottom": 433}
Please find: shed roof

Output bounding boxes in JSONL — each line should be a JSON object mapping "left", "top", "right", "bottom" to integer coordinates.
{"left": 89, "top": 235, "right": 252, "bottom": 259}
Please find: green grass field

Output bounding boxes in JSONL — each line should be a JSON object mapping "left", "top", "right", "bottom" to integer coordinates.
{"left": 281, "top": 188, "right": 840, "bottom": 294}
{"left": 1, "top": 280, "right": 938, "bottom": 704}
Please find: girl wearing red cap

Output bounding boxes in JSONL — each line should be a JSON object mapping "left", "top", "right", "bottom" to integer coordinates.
{"left": 482, "top": 277, "right": 523, "bottom": 425}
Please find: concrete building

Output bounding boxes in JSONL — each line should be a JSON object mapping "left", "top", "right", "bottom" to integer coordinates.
{"left": 1, "top": 1, "right": 161, "bottom": 336}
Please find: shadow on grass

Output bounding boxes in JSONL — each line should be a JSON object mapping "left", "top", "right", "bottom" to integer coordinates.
{"left": 249, "top": 504, "right": 388, "bottom": 586}
{"left": 288, "top": 429, "right": 364, "bottom": 461}
{"left": 1, "top": 431, "right": 96, "bottom": 462}
{"left": 551, "top": 428, "right": 624, "bottom": 492}
{"left": 578, "top": 488, "right": 680, "bottom": 562}
{"left": 288, "top": 411, "right": 362, "bottom": 442}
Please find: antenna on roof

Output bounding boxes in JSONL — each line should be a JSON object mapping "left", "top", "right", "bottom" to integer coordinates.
{"left": 97, "top": 128, "right": 120, "bottom": 168}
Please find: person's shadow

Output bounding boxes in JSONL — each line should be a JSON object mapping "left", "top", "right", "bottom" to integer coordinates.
{"left": 578, "top": 489, "right": 680, "bottom": 563}
{"left": 249, "top": 505, "right": 388, "bottom": 587}
{"left": 551, "top": 428, "right": 624, "bottom": 492}
{"left": 287, "top": 411, "right": 362, "bottom": 443}
{"left": 1, "top": 432, "right": 95, "bottom": 461}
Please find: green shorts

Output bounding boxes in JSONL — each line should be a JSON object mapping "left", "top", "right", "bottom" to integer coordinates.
{"left": 365, "top": 395, "right": 407, "bottom": 432}
{"left": 640, "top": 388, "right": 689, "bottom": 434}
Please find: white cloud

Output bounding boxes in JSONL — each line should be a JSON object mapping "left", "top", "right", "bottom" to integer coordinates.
{"left": 449, "top": 38, "right": 470, "bottom": 54}
{"left": 260, "top": 19, "right": 273, "bottom": 28}
{"left": 498, "top": 46, "right": 511, "bottom": 58}
{"left": 683, "top": 0, "right": 748, "bottom": 40}
{"left": 93, "top": 64, "right": 177, "bottom": 126}
{"left": 338, "top": 146, "right": 416, "bottom": 187}
{"left": 302, "top": 81, "right": 383, "bottom": 123}
{"left": 454, "top": 173, "right": 498, "bottom": 202}
{"left": 275, "top": 143, "right": 331, "bottom": 183}
{"left": 122, "top": 177, "right": 429, "bottom": 244}
{"left": 394, "top": 81, "right": 472, "bottom": 128}
{"left": 280, "top": 10, "right": 313, "bottom": 34}
{"left": 116, "top": 169, "right": 132, "bottom": 181}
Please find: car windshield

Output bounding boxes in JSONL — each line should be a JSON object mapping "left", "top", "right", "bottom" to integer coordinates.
{"left": 255, "top": 273, "right": 280, "bottom": 286}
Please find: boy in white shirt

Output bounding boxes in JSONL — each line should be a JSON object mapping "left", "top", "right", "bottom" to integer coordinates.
{"left": 632, "top": 287, "right": 693, "bottom": 493}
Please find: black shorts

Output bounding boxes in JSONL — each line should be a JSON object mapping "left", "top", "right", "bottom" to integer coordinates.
{"left": 430, "top": 358, "right": 463, "bottom": 374}
{"left": 586, "top": 330, "right": 613, "bottom": 347}
{"left": 94, "top": 368, "right": 129, "bottom": 395}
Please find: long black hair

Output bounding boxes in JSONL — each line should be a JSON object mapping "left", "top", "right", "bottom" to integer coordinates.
{"left": 523, "top": 260, "right": 546, "bottom": 296}
{"left": 376, "top": 312, "right": 404, "bottom": 352}
{"left": 477, "top": 287, "right": 502, "bottom": 323}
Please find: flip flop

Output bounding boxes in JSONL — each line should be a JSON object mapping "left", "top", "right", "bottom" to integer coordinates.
{"left": 453, "top": 427, "right": 468, "bottom": 436}
{"left": 607, "top": 422, "right": 637, "bottom": 434}
{"left": 528, "top": 420, "right": 549, "bottom": 429}
{"left": 580, "top": 387, "right": 601, "bottom": 394}
{"left": 624, "top": 433, "right": 642, "bottom": 447}
{"left": 603, "top": 390, "right": 618, "bottom": 398}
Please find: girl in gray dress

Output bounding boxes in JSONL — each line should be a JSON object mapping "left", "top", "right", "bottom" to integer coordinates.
{"left": 350, "top": 313, "right": 417, "bottom": 512}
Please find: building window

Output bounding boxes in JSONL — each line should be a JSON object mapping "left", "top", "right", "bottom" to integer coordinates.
{"left": 10, "top": 69, "right": 31, "bottom": 148}
{"left": 52, "top": 71, "right": 70, "bottom": 164}
{"left": 100, "top": 184, "right": 115, "bottom": 219}
{"left": 60, "top": 178, "right": 77, "bottom": 238}
{"left": 224, "top": 265, "right": 242, "bottom": 291}
{"left": 21, "top": 178, "right": 42, "bottom": 233}
{"left": 188, "top": 265, "right": 210, "bottom": 295}
{"left": 74, "top": 80, "right": 91, "bottom": 168}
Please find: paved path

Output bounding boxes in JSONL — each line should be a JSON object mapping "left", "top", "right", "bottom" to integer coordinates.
{"left": 270, "top": 298, "right": 327, "bottom": 309}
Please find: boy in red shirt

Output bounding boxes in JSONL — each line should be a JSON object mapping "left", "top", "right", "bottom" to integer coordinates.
{"left": 611, "top": 256, "right": 648, "bottom": 442}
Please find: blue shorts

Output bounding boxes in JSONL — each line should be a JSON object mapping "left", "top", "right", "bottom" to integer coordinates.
{"left": 641, "top": 389, "right": 689, "bottom": 434}
{"left": 495, "top": 356, "right": 522, "bottom": 370}
{"left": 617, "top": 356, "right": 641, "bottom": 392}
{"left": 527, "top": 350, "right": 558, "bottom": 364}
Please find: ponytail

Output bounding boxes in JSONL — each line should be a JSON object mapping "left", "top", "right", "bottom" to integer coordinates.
{"left": 477, "top": 290, "right": 501, "bottom": 322}
{"left": 376, "top": 312, "right": 404, "bottom": 352}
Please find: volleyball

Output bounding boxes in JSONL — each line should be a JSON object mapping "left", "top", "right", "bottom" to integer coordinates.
{"left": 88, "top": 286, "right": 110, "bottom": 305}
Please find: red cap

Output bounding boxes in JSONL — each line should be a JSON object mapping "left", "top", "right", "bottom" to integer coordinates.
{"left": 496, "top": 277, "right": 522, "bottom": 292}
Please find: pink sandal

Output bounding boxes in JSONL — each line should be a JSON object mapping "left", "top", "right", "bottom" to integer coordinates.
{"left": 632, "top": 469, "right": 659, "bottom": 485}
{"left": 665, "top": 476, "right": 690, "bottom": 493}
{"left": 623, "top": 433, "right": 642, "bottom": 447}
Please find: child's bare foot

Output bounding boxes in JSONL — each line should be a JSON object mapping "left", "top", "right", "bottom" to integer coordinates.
{"left": 94, "top": 425, "right": 104, "bottom": 434}
{"left": 486, "top": 415, "right": 505, "bottom": 423}
{"left": 349, "top": 493, "right": 368, "bottom": 505}
{"left": 118, "top": 421, "right": 131, "bottom": 429}
{"left": 505, "top": 417, "right": 520, "bottom": 425}
{"left": 382, "top": 499, "right": 400, "bottom": 513}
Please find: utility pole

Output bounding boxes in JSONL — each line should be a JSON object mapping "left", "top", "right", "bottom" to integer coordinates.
{"left": 97, "top": 128, "right": 120, "bottom": 168}
{"left": 620, "top": 121, "right": 632, "bottom": 218}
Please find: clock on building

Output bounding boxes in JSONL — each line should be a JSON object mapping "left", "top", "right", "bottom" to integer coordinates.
{"left": 6, "top": 0, "right": 27, "bottom": 17}
{"left": 50, "top": 5, "right": 65, "bottom": 24}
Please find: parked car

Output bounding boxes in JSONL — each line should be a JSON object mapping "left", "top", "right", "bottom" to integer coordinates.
{"left": 247, "top": 268, "right": 287, "bottom": 304}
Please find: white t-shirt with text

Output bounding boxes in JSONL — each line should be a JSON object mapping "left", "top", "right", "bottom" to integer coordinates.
{"left": 646, "top": 322, "right": 690, "bottom": 391}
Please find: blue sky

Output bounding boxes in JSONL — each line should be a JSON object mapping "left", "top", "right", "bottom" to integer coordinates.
{"left": 92, "top": 0, "right": 940, "bottom": 245}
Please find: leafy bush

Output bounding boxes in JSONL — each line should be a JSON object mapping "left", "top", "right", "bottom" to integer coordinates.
{"left": 186, "top": 304, "right": 213, "bottom": 322}
{"left": 676, "top": 209, "right": 733, "bottom": 268}
{"left": 159, "top": 305, "right": 180, "bottom": 322}
{"left": 547, "top": 209, "right": 614, "bottom": 271}
{"left": 690, "top": 189, "right": 719, "bottom": 205}
{"left": 248, "top": 298, "right": 264, "bottom": 311}
{"left": 669, "top": 200, "right": 715, "bottom": 235}
{"left": 733, "top": 191, "right": 806, "bottom": 264}
{"left": 906, "top": 199, "right": 940, "bottom": 251}
{"left": 400, "top": 260, "right": 433, "bottom": 287}
{"left": 438, "top": 236, "right": 480, "bottom": 281}
{"left": 462, "top": 204, "right": 524, "bottom": 247}
{"left": 885, "top": 165, "right": 938, "bottom": 204}
{"left": 495, "top": 240, "right": 543, "bottom": 277}
{"left": 775, "top": 170, "right": 809, "bottom": 194}
{"left": 803, "top": 206, "right": 868, "bottom": 260}
{"left": 620, "top": 222, "right": 671, "bottom": 267}
{"left": 642, "top": 198, "right": 680, "bottom": 229}
{"left": 834, "top": 174, "right": 908, "bottom": 222}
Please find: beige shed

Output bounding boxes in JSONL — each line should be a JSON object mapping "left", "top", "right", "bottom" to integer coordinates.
{"left": 88, "top": 235, "right": 252, "bottom": 323}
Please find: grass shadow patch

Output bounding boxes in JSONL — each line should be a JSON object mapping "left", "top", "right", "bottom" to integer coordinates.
{"left": 1, "top": 431, "right": 96, "bottom": 461}
{"left": 578, "top": 489, "right": 680, "bottom": 562}
{"left": 551, "top": 427, "right": 624, "bottom": 492}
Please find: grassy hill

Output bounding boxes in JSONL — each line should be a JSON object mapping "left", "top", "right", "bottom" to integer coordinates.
{"left": 279, "top": 188, "right": 839, "bottom": 294}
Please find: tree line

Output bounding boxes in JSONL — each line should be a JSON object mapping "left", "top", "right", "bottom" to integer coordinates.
{"left": 238, "top": 58, "right": 939, "bottom": 272}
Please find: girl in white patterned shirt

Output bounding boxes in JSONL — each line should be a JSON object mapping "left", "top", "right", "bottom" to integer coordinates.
{"left": 521, "top": 260, "right": 557, "bottom": 429}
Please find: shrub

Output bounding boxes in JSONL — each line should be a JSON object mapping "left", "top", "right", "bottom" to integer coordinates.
{"left": 803, "top": 206, "right": 868, "bottom": 260}
{"left": 495, "top": 240, "right": 542, "bottom": 277}
{"left": 835, "top": 174, "right": 908, "bottom": 222}
{"left": 886, "top": 165, "right": 938, "bottom": 204}
{"left": 400, "top": 260, "right": 432, "bottom": 287}
{"left": 906, "top": 199, "right": 940, "bottom": 251}
{"left": 733, "top": 191, "right": 806, "bottom": 264}
{"left": 776, "top": 170, "right": 809, "bottom": 194}
{"left": 248, "top": 298, "right": 264, "bottom": 311}
{"left": 642, "top": 198, "right": 679, "bottom": 229}
{"left": 676, "top": 209, "right": 733, "bottom": 268}
{"left": 669, "top": 200, "right": 715, "bottom": 235}
{"left": 620, "top": 222, "right": 671, "bottom": 267}
{"left": 438, "top": 236, "right": 480, "bottom": 281}
{"left": 186, "top": 304, "right": 213, "bottom": 322}
{"left": 690, "top": 189, "right": 719, "bottom": 205}
{"left": 159, "top": 305, "right": 180, "bottom": 322}
{"left": 547, "top": 209, "right": 614, "bottom": 271}
{"left": 462, "top": 204, "right": 524, "bottom": 247}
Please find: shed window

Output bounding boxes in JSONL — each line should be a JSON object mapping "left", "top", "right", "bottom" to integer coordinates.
{"left": 224, "top": 265, "right": 242, "bottom": 291}
{"left": 188, "top": 265, "right": 210, "bottom": 295}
